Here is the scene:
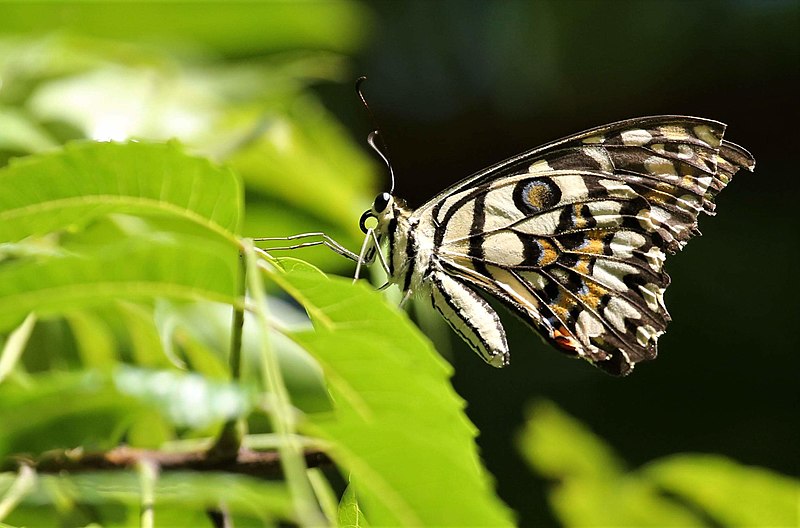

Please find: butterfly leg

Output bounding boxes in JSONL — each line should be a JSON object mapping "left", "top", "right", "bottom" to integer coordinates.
{"left": 353, "top": 229, "right": 373, "bottom": 282}
{"left": 429, "top": 271, "right": 510, "bottom": 368}
{"left": 255, "top": 233, "right": 360, "bottom": 262}
{"left": 368, "top": 228, "right": 391, "bottom": 277}
{"left": 399, "top": 288, "right": 414, "bottom": 307}
{"left": 353, "top": 228, "right": 392, "bottom": 282}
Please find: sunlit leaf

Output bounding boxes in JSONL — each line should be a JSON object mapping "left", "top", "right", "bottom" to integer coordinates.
{"left": 30, "top": 66, "right": 220, "bottom": 143}
{"left": 113, "top": 366, "right": 253, "bottom": 429}
{"left": 0, "top": 141, "right": 242, "bottom": 243}
{"left": 338, "top": 485, "right": 370, "bottom": 528}
{"left": 268, "top": 268, "right": 514, "bottom": 527}
{"left": 0, "top": 232, "right": 238, "bottom": 333}
{"left": 0, "top": 365, "right": 258, "bottom": 460}
{"left": 0, "top": 314, "right": 36, "bottom": 384}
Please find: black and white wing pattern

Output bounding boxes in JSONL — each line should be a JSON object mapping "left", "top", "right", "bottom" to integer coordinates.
{"left": 376, "top": 116, "right": 754, "bottom": 375}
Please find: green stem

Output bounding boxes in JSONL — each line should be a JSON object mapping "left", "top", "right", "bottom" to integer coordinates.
{"left": 0, "top": 313, "right": 36, "bottom": 385}
{"left": 228, "top": 251, "right": 246, "bottom": 381}
{"left": 209, "top": 251, "right": 246, "bottom": 459}
{"left": 0, "top": 465, "right": 35, "bottom": 522}
{"left": 136, "top": 459, "right": 158, "bottom": 528}
{"left": 308, "top": 468, "right": 339, "bottom": 524}
{"left": 244, "top": 241, "right": 325, "bottom": 526}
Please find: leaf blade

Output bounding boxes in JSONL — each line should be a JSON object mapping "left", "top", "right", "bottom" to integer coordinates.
{"left": 0, "top": 141, "right": 242, "bottom": 243}
{"left": 644, "top": 454, "right": 800, "bottom": 527}
{"left": 0, "top": 234, "right": 239, "bottom": 332}
{"left": 269, "top": 269, "right": 514, "bottom": 527}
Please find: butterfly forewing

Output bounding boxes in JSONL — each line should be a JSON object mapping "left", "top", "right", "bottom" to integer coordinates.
{"left": 397, "top": 116, "right": 754, "bottom": 375}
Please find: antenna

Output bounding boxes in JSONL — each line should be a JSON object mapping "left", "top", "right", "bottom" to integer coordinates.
{"left": 355, "top": 76, "right": 396, "bottom": 194}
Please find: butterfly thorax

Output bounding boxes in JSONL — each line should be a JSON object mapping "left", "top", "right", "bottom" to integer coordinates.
{"left": 375, "top": 197, "right": 436, "bottom": 295}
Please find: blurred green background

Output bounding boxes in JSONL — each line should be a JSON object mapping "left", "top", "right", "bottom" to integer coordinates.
{"left": 1, "top": 1, "right": 797, "bottom": 526}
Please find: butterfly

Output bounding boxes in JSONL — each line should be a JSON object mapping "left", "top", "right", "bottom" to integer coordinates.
{"left": 351, "top": 116, "right": 755, "bottom": 375}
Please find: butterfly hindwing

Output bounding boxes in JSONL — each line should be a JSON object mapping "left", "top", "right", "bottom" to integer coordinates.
{"left": 415, "top": 116, "right": 754, "bottom": 374}
{"left": 429, "top": 271, "right": 509, "bottom": 367}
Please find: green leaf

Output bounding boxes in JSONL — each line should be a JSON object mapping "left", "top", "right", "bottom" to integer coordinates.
{"left": 1, "top": 471, "right": 293, "bottom": 526}
{"left": 154, "top": 299, "right": 332, "bottom": 414}
{"left": 518, "top": 400, "right": 624, "bottom": 481}
{"left": 113, "top": 366, "right": 254, "bottom": 429}
{"left": 117, "top": 302, "right": 174, "bottom": 369}
{"left": 0, "top": 107, "right": 58, "bottom": 154}
{"left": 229, "top": 96, "right": 375, "bottom": 237}
{"left": 0, "top": 141, "right": 242, "bottom": 243}
{"left": 0, "top": 314, "right": 36, "bottom": 384}
{"left": 65, "top": 311, "right": 118, "bottom": 371}
{"left": 0, "top": 371, "right": 140, "bottom": 458}
{"left": 518, "top": 401, "right": 702, "bottom": 527}
{"left": 268, "top": 268, "right": 514, "bottom": 527}
{"left": 644, "top": 454, "right": 800, "bottom": 527}
{"left": 338, "top": 485, "right": 370, "bottom": 528}
{"left": 126, "top": 409, "right": 173, "bottom": 450}
{"left": 518, "top": 402, "right": 800, "bottom": 527}
{"left": 0, "top": 366, "right": 257, "bottom": 459}
{"left": 0, "top": 3, "right": 372, "bottom": 55}
{"left": 0, "top": 232, "right": 239, "bottom": 333}
{"left": 155, "top": 301, "right": 229, "bottom": 379}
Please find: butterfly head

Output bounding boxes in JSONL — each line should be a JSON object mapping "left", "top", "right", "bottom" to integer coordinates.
{"left": 360, "top": 192, "right": 395, "bottom": 234}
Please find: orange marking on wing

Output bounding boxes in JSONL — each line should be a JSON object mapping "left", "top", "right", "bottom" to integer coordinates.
{"left": 553, "top": 326, "right": 579, "bottom": 353}
{"left": 578, "top": 281, "right": 609, "bottom": 309}
{"left": 527, "top": 184, "right": 549, "bottom": 209}
{"left": 583, "top": 239, "right": 605, "bottom": 255}
{"left": 537, "top": 239, "right": 560, "bottom": 266}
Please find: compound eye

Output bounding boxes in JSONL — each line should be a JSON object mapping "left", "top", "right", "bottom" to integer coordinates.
{"left": 373, "top": 192, "right": 392, "bottom": 213}
{"left": 359, "top": 210, "right": 375, "bottom": 234}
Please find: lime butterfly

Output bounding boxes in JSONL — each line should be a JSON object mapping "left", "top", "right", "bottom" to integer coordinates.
{"left": 261, "top": 103, "right": 754, "bottom": 375}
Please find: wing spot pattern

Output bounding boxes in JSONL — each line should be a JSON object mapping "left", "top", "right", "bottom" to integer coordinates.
{"left": 620, "top": 129, "right": 653, "bottom": 146}
{"left": 409, "top": 116, "right": 753, "bottom": 375}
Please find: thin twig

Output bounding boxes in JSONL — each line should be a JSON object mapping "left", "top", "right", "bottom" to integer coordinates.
{"left": 4, "top": 447, "right": 331, "bottom": 477}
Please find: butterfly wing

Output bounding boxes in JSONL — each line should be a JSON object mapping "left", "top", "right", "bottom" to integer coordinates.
{"left": 415, "top": 116, "right": 754, "bottom": 374}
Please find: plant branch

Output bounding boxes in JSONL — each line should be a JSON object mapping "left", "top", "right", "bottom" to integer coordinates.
{"left": 5, "top": 447, "right": 331, "bottom": 477}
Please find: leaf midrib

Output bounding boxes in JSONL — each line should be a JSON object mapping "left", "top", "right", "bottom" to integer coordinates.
{"left": 0, "top": 282, "right": 241, "bottom": 317}
{"left": 0, "top": 195, "right": 239, "bottom": 245}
